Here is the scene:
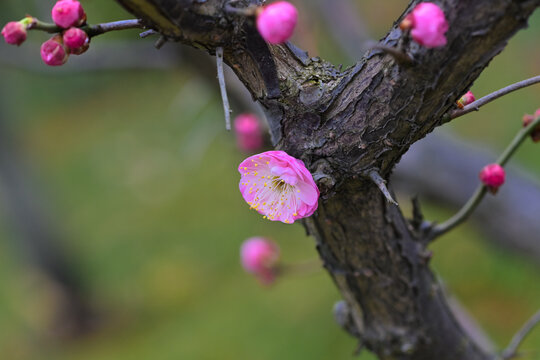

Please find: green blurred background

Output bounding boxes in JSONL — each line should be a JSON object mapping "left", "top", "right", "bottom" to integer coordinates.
{"left": 0, "top": 1, "right": 538, "bottom": 359}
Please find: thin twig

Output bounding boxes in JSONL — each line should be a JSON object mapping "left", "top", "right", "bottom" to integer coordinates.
{"left": 370, "top": 44, "right": 414, "bottom": 66}
{"left": 86, "top": 19, "right": 144, "bottom": 37}
{"left": 216, "top": 47, "right": 232, "bottom": 131}
{"left": 27, "top": 18, "right": 145, "bottom": 37}
{"left": 223, "top": 2, "right": 258, "bottom": 16}
{"left": 154, "top": 35, "right": 167, "bottom": 49}
{"left": 449, "top": 75, "right": 540, "bottom": 120}
{"left": 139, "top": 29, "right": 157, "bottom": 38}
{"left": 278, "top": 259, "right": 322, "bottom": 276}
{"left": 368, "top": 170, "right": 398, "bottom": 206}
{"left": 430, "top": 115, "right": 540, "bottom": 239}
{"left": 500, "top": 309, "right": 540, "bottom": 360}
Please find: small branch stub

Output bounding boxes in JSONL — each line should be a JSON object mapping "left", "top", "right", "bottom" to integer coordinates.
{"left": 216, "top": 47, "right": 232, "bottom": 131}
{"left": 368, "top": 170, "right": 398, "bottom": 206}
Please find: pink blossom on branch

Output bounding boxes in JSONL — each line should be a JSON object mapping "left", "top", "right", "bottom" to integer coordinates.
{"left": 238, "top": 151, "right": 319, "bottom": 224}
{"left": 479, "top": 163, "right": 505, "bottom": 194}
{"left": 240, "top": 237, "right": 280, "bottom": 285}
{"left": 234, "top": 113, "right": 264, "bottom": 152}
{"left": 456, "top": 91, "right": 475, "bottom": 109}
{"left": 40, "top": 36, "right": 69, "bottom": 66}
{"left": 52, "top": 0, "right": 86, "bottom": 29}
{"left": 402, "top": 2, "right": 448, "bottom": 48}
{"left": 1, "top": 21, "right": 27, "bottom": 46}
{"left": 256, "top": 1, "right": 298, "bottom": 44}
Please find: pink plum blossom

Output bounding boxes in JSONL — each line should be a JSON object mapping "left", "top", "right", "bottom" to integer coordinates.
{"left": 234, "top": 114, "right": 264, "bottom": 152}
{"left": 457, "top": 91, "right": 475, "bottom": 109}
{"left": 479, "top": 163, "right": 505, "bottom": 194}
{"left": 240, "top": 237, "right": 280, "bottom": 285}
{"left": 63, "top": 27, "right": 88, "bottom": 52}
{"left": 52, "top": 0, "right": 86, "bottom": 29}
{"left": 40, "top": 36, "right": 68, "bottom": 66}
{"left": 1, "top": 21, "right": 27, "bottom": 46}
{"left": 256, "top": 1, "right": 298, "bottom": 44}
{"left": 407, "top": 2, "right": 448, "bottom": 48}
{"left": 238, "top": 151, "right": 319, "bottom": 224}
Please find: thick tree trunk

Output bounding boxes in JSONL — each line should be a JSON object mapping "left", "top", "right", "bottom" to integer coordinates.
{"left": 113, "top": 0, "right": 540, "bottom": 358}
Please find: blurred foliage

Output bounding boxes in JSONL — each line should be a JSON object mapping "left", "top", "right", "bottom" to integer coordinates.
{"left": 0, "top": 1, "right": 539, "bottom": 360}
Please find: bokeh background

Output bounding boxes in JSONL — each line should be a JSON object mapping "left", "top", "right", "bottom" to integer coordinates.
{"left": 0, "top": 1, "right": 539, "bottom": 359}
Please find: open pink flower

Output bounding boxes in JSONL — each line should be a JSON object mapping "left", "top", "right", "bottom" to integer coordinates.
{"left": 457, "top": 91, "right": 475, "bottom": 109}
{"left": 238, "top": 151, "right": 319, "bottom": 224}
{"left": 52, "top": 0, "right": 86, "bottom": 29}
{"left": 407, "top": 2, "right": 448, "bottom": 48}
{"left": 241, "top": 237, "right": 280, "bottom": 285}
{"left": 256, "top": 1, "right": 298, "bottom": 44}
{"left": 479, "top": 163, "right": 505, "bottom": 194}
{"left": 234, "top": 114, "right": 264, "bottom": 152}
{"left": 1, "top": 21, "right": 27, "bottom": 46}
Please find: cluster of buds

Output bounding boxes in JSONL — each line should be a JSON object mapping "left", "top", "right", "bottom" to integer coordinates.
{"left": 240, "top": 237, "right": 280, "bottom": 285}
{"left": 522, "top": 108, "right": 540, "bottom": 143}
{"left": 2, "top": 0, "right": 89, "bottom": 66}
{"left": 400, "top": 2, "right": 449, "bottom": 48}
{"left": 44, "top": 0, "right": 89, "bottom": 66}
{"left": 256, "top": 1, "right": 298, "bottom": 44}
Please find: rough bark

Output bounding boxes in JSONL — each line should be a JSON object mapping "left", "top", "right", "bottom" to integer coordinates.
{"left": 113, "top": 0, "right": 540, "bottom": 359}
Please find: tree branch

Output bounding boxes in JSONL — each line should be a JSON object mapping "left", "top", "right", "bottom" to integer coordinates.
{"left": 501, "top": 309, "right": 540, "bottom": 360}
{"left": 110, "top": 0, "right": 540, "bottom": 359}
{"left": 431, "top": 115, "right": 540, "bottom": 238}
{"left": 448, "top": 75, "right": 540, "bottom": 121}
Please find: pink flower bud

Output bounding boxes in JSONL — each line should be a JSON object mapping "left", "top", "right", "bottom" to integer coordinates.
{"left": 522, "top": 109, "right": 540, "bottom": 143}
{"left": 40, "top": 36, "right": 69, "bottom": 66}
{"left": 240, "top": 237, "right": 280, "bottom": 285}
{"left": 238, "top": 151, "right": 319, "bottom": 224}
{"left": 456, "top": 91, "right": 475, "bottom": 109}
{"left": 479, "top": 163, "right": 505, "bottom": 194}
{"left": 256, "top": 1, "right": 298, "bottom": 44}
{"left": 234, "top": 114, "right": 264, "bottom": 152}
{"left": 408, "top": 2, "right": 448, "bottom": 48}
{"left": 52, "top": 0, "right": 86, "bottom": 29}
{"left": 1, "top": 21, "right": 27, "bottom": 46}
{"left": 63, "top": 27, "right": 88, "bottom": 53}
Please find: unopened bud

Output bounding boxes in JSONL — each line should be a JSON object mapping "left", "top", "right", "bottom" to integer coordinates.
{"left": 240, "top": 237, "right": 280, "bottom": 285}
{"left": 40, "top": 35, "right": 69, "bottom": 66}
{"left": 63, "top": 27, "right": 89, "bottom": 54}
{"left": 234, "top": 113, "right": 264, "bottom": 152}
{"left": 52, "top": 0, "right": 86, "bottom": 28}
{"left": 479, "top": 163, "right": 505, "bottom": 194}
{"left": 256, "top": 1, "right": 298, "bottom": 44}
{"left": 522, "top": 109, "right": 540, "bottom": 143}
{"left": 406, "top": 2, "right": 448, "bottom": 48}
{"left": 456, "top": 91, "right": 475, "bottom": 109}
{"left": 1, "top": 21, "right": 27, "bottom": 46}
